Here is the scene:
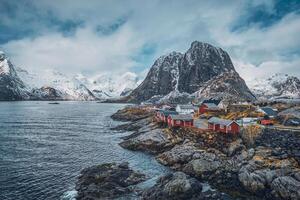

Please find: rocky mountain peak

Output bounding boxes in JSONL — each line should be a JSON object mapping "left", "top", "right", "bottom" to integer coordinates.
{"left": 125, "top": 41, "right": 255, "bottom": 103}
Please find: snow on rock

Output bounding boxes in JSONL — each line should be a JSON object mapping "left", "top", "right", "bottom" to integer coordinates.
{"left": 0, "top": 51, "right": 30, "bottom": 100}
{"left": 249, "top": 73, "right": 300, "bottom": 100}
{"left": 17, "top": 69, "right": 96, "bottom": 100}
{"left": 194, "top": 72, "right": 256, "bottom": 102}
{"left": 0, "top": 51, "right": 11, "bottom": 75}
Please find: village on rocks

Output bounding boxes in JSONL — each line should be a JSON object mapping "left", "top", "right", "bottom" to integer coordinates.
{"left": 77, "top": 99, "right": 300, "bottom": 200}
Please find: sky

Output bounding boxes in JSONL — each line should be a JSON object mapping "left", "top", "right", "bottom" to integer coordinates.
{"left": 0, "top": 0, "right": 299, "bottom": 83}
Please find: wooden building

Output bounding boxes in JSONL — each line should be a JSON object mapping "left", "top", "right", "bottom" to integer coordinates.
{"left": 155, "top": 110, "right": 178, "bottom": 123}
{"left": 199, "top": 103, "right": 220, "bottom": 114}
{"left": 208, "top": 117, "right": 240, "bottom": 134}
{"left": 167, "top": 114, "right": 194, "bottom": 127}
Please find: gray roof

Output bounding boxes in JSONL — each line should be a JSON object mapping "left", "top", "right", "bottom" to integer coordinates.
{"left": 169, "top": 114, "right": 193, "bottom": 121}
{"left": 260, "top": 107, "right": 277, "bottom": 116}
{"left": 203, "top": 103, "right": 219, "bottom": 109}
{"left": 158, "top": 110, "right": 178, "bottom": 117}
{"left": 177, "top": 104, "right": 198, "bottom": 110}
{"left": 208, "top": 117, "right": 237, "bottom": 126}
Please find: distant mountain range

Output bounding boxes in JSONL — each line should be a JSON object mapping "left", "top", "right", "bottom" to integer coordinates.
{"left": 1, "top": 42, "right": 299, "bottom": 102}
{"left": 0, "top": 51, "right": 139, "bottom": 101}
{"left": 248, "top": 73, "right": 300, "bottom": 100}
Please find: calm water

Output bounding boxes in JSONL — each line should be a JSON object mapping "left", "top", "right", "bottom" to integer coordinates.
{"left": 0, "top": 102, "right": 169, "bottom": 200}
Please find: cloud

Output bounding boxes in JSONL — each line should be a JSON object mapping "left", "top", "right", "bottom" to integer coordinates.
{"left": 234, "top": 58, "right": 300, "bottom": 85}
{"left": 0, "top": 0, "right": 299, "bottom": 81}
{"left": 2, "top": 24, "right": 143, "bottom": 75}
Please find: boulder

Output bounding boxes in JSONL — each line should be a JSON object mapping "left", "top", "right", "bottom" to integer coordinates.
{"left": 183, "top": 150, "right": 222, "bottom": 178}
{"left": 75, "top": 162, "right": 145, "bottom": 200}
{"left": 271, "top": 176, "right": 300, "bottom": 200}
{"left": 142, "top": 172, "right": 202, "bottom": 200}
{"left": 119, "top": 128, "right": 175, "bottom": 154}
{"left": 156, "top": 143, "right": 202, "bottom": 168}
{"left": 226, "top": 139, "right": 245, "bottom": 157}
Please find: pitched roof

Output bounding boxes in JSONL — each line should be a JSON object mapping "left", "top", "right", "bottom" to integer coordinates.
{"left": 202, "top": 99, "right": 221, "bottom": 105}
{"left": 203, "top": 103, "right": 219, "bottom": 109}
{"left": 208, "top": 117, "right": 237, "bottom": 126}
{"left": 177, "top": 104, "right": 198, "bottom": 110}
{"left": 159, "top": 110, "right": 178, "bottom": 117}
{"left": 169, "top": 114, "right": 193, "bottom": 121}
{"left": 259, "top": 107, "right": 277, "bottom": 116}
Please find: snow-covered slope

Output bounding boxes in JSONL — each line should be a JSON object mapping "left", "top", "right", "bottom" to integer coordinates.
{"left": 17, "top": 69, "right": 96, "bottom": 100}
{"left": 75, "top": 72, "right": 140, "bottom": 99}
{"left": 194, "top": 72, "right": 256, "bottom": 102}
{"left": 16, "top": 67, "right": 140, "bottom": 100}
{"left": 249, "top": 73, "right": 300, "bottom": 100}
{"left": 0, "top": 51, "right": 30, "bottom": 100}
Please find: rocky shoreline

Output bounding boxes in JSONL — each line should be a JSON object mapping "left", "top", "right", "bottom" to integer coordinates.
{"left": 76, "top": 106, "right": 300, "bottom": 200}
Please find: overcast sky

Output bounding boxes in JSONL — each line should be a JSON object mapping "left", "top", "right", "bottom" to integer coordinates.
{"left": 0, "top": 0, "right": 299, "bottom": 83}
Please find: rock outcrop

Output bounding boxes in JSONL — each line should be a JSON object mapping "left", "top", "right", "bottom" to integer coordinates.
{"left": 111, "top": 106, "right": 155, "bottom": 122}
{"left": 142, "top": 172, "right": 203, "bottom": 200}
{"left": 75, "top": 162, "right": 145, "bottom": 200}
{"left": 142, "top": 172, "right": 233, "bottom": 200}
{"left": 119, "top": 126, "right": 179, "bottom": 154}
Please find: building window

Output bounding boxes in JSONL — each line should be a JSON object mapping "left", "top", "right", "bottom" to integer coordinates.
{"left": 228, "top": 126, "right": 231, "bottom": 131}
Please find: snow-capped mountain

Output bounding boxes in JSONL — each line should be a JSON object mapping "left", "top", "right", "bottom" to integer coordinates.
{"left": 0, "top": 51, "right": 30, "bottom": 100}
{"left": 17, "top": 69, "right": 96, "bottom": 100}
{"left": 75, "top": 72, "right": 140, "bottom": 99}
{"left": 124, "top": 41, "right": 255, "bottom": 103}
{"left": 15, "top": 67, "right": 140, "bottom": 100}
{"left": 249, "top": 73, "right": 300, "bottom": 100}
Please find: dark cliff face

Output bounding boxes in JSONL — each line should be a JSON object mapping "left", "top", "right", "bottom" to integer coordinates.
{"left": 126, "top": 41, "right": 255, "bottom": 103}
{"left": 0, "top": 53, "right": 27, "bottom": 100}
{"left": 178, "top": 41, "right": 235, "bottom": 93}
{"left": 127, "top": 52, "right": 183, "bottom": 102}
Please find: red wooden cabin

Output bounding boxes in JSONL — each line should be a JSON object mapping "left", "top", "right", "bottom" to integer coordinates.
{"left": 167, "top": 114, "right": 194, "bottom": 127}
{"left": 259, "top": 119, "right": 273, "bottom": 126}
{"left": 155, "top": 110, "right": 178, "bottom": 123}
{"left": 208, "top": 117, "right": 239, "bottom": 134}
{"left": 199, "top": 103, "right": 220, "bottom": 114}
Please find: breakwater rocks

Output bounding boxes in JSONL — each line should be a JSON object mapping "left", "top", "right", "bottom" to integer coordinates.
{"left": 111, "top": 107, "right": 300, "bottom": 199}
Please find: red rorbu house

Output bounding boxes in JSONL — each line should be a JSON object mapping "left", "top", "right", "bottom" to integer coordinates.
{"left": 155, "top": 110, "right": 178, "bottom": 123}
{"left": 167, "top": 114, "right": 194, "bottom": 127}
{"left": 208, "top": 117, "right": 240, "bottom": 134}
{"left": 198, "top": 103, "right": 220, "bottom": 114}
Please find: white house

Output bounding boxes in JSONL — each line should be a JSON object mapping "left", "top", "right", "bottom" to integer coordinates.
{"left": 176, "top": 105, "right": 197, "bottom": 114}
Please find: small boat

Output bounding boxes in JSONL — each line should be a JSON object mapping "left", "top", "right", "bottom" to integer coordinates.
{"left": 48, "top": 102, "right": 60, "bottom": 104}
